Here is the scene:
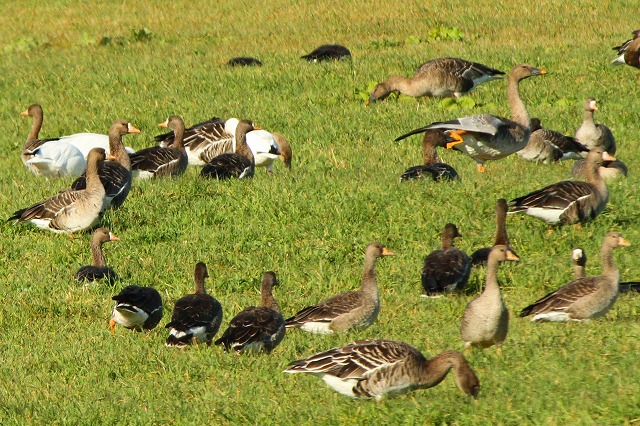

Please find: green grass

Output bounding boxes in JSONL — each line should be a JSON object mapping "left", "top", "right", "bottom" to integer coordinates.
{"left": 1, "top": 0, "right": 639, "bottom": 424}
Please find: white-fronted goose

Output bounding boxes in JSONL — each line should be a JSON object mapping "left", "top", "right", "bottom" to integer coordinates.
{"left": 395, "top": 65, "right": 546, "bottom": 172}
{"left": 224, "top": 118, "right": 282, "bottom": 172}
{"left": 574, "top": 99, "right": 616, "bottom": 154}
{"left": 110, "top": 285, "right": 163, "bottom": 332}
{"left": 200, "top": 120, "right": 256, "bottom": 180}
{"left": 523, "top": 118, "right": 589, "bottom": 162}
{"left": 611, "top": 30, "right": 640, "bottom": 69}
{"left": 571, "top": 156, "right": 627, "bottom": 181}
{"left": 214, "top": 271, "right": 285, "bottom": 353}
{"left": 228, "top": 57, "right": 263, "bottom": 67}
{"left": 285, "top": 339, "right": 480, "bottom": 400}
{"left": 155, "top": 117, "right": 231, "bottom": 166}
{"left": 285, "top": 242, "right": 394, "bottom": 334}
{"left": 8, "top": 148, "right": 111, "bottom": 234}
{"left": 422, "top": 224, "right": 471, "bottom": 296}
{"left": 572, "top": 248, "right": 587, "bottom": 280}
{"left": 369, "top": 57, "right": 504, "bottom": 102}
{"left": 399, "top": 129, "right": 459, "bottom": 182}
{"left": 165, "top": 262, "right": 223, "bottom": 347}
{"left": 508, "top": 148, "right": 613, "bottom": 226}
{"left": 470, "top": 199, "right": 518, "bottom": 266}
{"left": 461, "top": 245, "right": 518, "bottom": 350}
{"left": 74, "top": 227, "right": 119, "bottom": 283}
{"left": 301, "top": 44, "right": 351, "bottom": 62}
{"left": 129, "top": 116, "right": 188, "bottom": 179}
{"left": 520, "top": 232, "right": 629, "bottom": 322}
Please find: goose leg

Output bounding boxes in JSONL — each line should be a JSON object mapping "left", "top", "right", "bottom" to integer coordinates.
{"left": 109, "top": 319, "right": 116, "bottom": 335}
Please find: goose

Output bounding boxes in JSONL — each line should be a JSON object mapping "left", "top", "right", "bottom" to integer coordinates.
{"left": 224, "top": 118, "right": 282, "bottom": 172}
{"left": 572, "top": 248, "right": 587, "bottom": 280}
{"left": 70, "top": 120, "right": 139, "bottom": 210}
{"left": 571, "top": 156, "right": 627, "bottom": 181}
{"left": 284, "top": 339, "right": 480, "bottom": 400}
{"left": 611, "top": 30, "right": 640, "bottom": 68}
{"left": 369, "top": 57, "right": 504, "bottom": 103}
{"left": 520, "top": 232, "right": 630, "bottom": 322}
{"left": 394, "top": 65, "right": 546, "bottom": 172}
{"left": 214, "top": 271, "right": 285, "bottom": 353}
{"left": 421, "top": 223, "right": 471, "bottom": 296}
{"left": 508, "top": 148, "right": 613, "bottom": 226}
{"left": 200, "top": 120, "right": 256, "bottom": 180}
{"left": 165, "top": 262, "right": 223, "bottom": 347}
{"left": 517, "top": 118, "right": 589, "bottom": 163}
{"left": 470, "top": 199, "right": 518, "bottom": 266}
{"left": 74, "top": 227, "right": 119, "bottom": 283}
{"left": 399, "top": 129, "right": 459, "bottom": 182}
{"left": 129, "top": 116, "right": 188, "bottom": 179}
{"left": 460, "top": 245, "right": 518, "bottom": 350}
{"left": 272, "top": 132, "right": 292, "bottom": 170}
{"left": 110, "top": 285, "right": 163, "bottom": 333}
{"left": 228, "top": 57, "right": 263, "bottom": 67}
{"left": 574, "top": 99, "right": 616, "bottom": 154}
{"left": 301, "top": 44, "right": 351, "bottom": 62}
{"left": 285, "top": 242, "right": 394, "bottom": 334}
{"left": 8, "top": 148, "right": 112, "bottom": 234}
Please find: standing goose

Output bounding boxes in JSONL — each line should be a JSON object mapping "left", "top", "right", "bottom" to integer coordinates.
{"left": 574, "top": 99, "right": 616, "bottom": 154}
{"left": 110, "top": 285, "right": 163, "bottom": 333}
{"left": 284, "top": 339, "right": 480, "bottom": 400}
{"left": 611, "top": 30, "right": 640, "bottom": 68}
{"left": 369, "top": 57, "right": 504, "bottom": 102}
{"left": 301, "top": 44, "right": 351, "bottom": 62}
{"left": 201, "top": 119, "right": 256, "bottom": 179}
{"left": 285, "top": 242, "right": 394, "bottom": 334}
{"left": 461, "top": 245, "right": 519, "bottom": 350}
{"left": 8, "top": 148, "right": 112, "bottom": 234}
{"left": 165, "top": 262, "right": 223, "bottom": 347}
{"left": 520, "top": 232, "right": 630, "bottom": 322}
{"left": 394, "top": 65, "right": 546, "bottom": 172}
{"left": 399, "top": 129, "right": 459, "bottom": 182}
{"left": 214, "top": 271, "right": 285, "bottom": 353}
{"left": 508, "top": 148, "right": 613, "bottom": 226}
{"left": 421, "top": 224, "right": 471, "bottom": 296}
{"left": 129, "top": 116, "right": 188, "bottom": 179}
{"left": 571, "top": 248, "right": 587, "bottom": 280}
{"left": 74, "top": 227, "right": 119, "bottom": 283}
{"left": 470, "top": 199, "right": 518, "bottom": 266}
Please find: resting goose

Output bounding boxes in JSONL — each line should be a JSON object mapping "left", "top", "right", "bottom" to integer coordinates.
{"left": 572, "top": 248, "right": 587, "bottom": 280}
{"left": 508, "top": 148, "right": 613, "bottom": 226}
{"left": 574, "top": 99, "right": 616, "bottom": 154}
{"left": 165, "top": 262, "right": 223, "bottom": 347}
{"left": 395, "top": 65, "right": 546, "bottom": 172}
{"left": 301, "top": 44, "right": 351, "bottom": 62}
{"left": 74, "top": 227, "right": 119, "bottom": 283}
{"left": 517, "top": 118, "right": 589, "bottom": 163}
{"left": 285, "top": 242, "right": 394, "bottom": 334}
{"left": 571, "top": 156, "right": 627, "bottom": 181}
{"left": 421, "top": 223, "right": 471, "bottom": 296}
{"left": 461, "top": 245, "right": 518, "bottom": 350}
{"left": 129, "top": 116, "right": 188, "bottom": 179}
{"left": 214, "top": 271, "right": 285, "bottom": 353}
{"left": 8, "top": 148, "right": 111, "bottom": 234}
{"left": 470, "top": 199, "right": 518, "bottom": 266}
{"left": 228, "top": 57, "right": 263, "bottom": 67}
{"left": 200, "top": 120, "right": 256, "bottom": 180}
{"left": 370, "top": 57, "right": 504, "bottom": 102}
{"left": 611, "top": 30, "right": 640, "bottom": 68}
{"left": 284, "top": 339, "right": 480, "bottom": 400}
{"left": 520, "top": 232, "right": 630, "bottom": 322}
{"left": 399, "top": 129, "right": 459, "bottom": 182}
{"left": 110, "top": 285, "right": 163, "bottom": 332}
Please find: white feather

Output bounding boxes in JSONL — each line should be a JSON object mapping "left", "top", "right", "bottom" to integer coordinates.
{"left": 299, "top": 322, "right": 334, "bottom": 335}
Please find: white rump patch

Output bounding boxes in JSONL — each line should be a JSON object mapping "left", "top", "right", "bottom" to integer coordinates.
{"left": 524, "top": 207, "right": 564, "bottom": 225}
{"left": 321, "top": 375, "right": 358, "bottom": 398}
{"left": 299, "top": 322, "right": 334, "bottom": 335}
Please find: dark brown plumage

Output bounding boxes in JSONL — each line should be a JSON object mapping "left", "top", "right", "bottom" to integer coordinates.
{"left": 301, "top": 44, "right": 351, "bottom": 62}
{"left": 399, "top": 129, "right": 459, "bottom": 182}
{"left": 611, "top": 30, "right": 640, "bottom": 68}
{"left": 228, "top": 57, "right": 263, "bottom": 67}
{"left": 74, "top": 227, "right": 119, "bottom": 283}
{"left": 200, "top": 120, "right": 255, "bottom": 180}
{"left": 470, "top": 199, "right": 518, "bottom": 266}
{"left": 110, "top": 285, "right": 163, "bottom": 332}
{"left": 421, "top": 224, "right": 471, "bottom": 296}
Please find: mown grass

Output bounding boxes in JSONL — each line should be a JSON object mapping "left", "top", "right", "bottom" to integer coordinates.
{"left": 0, "top": 0, "right": 639, "bottom": 424}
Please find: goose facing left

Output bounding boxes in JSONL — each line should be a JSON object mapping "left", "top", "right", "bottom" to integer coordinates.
{"left": 611, "top": 30, "right": 640, "bottom": 69}
{"left": 110, "top": 285, "right": 163, "bottom": 333}
{"left": 74, "top": 227, "right": 119, "bottom": 283}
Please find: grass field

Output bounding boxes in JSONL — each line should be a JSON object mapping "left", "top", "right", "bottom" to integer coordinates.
{"left": 1, "top": 0, "right": 639, "bottom": 424}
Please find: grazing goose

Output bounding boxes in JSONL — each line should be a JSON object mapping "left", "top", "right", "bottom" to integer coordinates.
{"left": 200, "top": 120, "right": 256, "bottom": 180}
{"left": 272, "top": 132, "right": 292, "bottom": 170}
{"left": 574, "top": 99, "right": 616, "bottom": 154}
{"left": 284, "top": 339, "right": 480, "bottom": 400}
{"left": 572, "top": 248, "right": 587, "bottom": 280}
{"left": 394, "top": 65, "right": 546, "bottom": 172}
{"left": 8, "top": 148, "right": 112, "bottom": 234}
{"left": 228, "top": 57, "right": 263, "bottom": 67}
{"left": 421, "top": 224, "right": 471, "bottom": 296}
{"left": 571, "top": 156, "right": 627, "bottom": 181}
{"left": 74, "top": 227, "right": 119, "bottom": 283}
{"left": 461, "top": 245, "right": 518, "bottom": 350}
{"left": 165, "top": 262, "right": 223, "bottom": 347}
{"left": 470, "top": 199, "right": 518, "bottom": 266}
{"left": 70, "top": 120, "right": 139, "bottom": 210}
{"left": 129, "top": 116, "right": 188, "bottom": 179}
{"left": 508, "top": 148, "right": 613, "bottom": 226}
{"left": 520, "top": 232, "right": 630, "bottom": 322}
{"left": 285, "top": 242, "right": 394, "bottom": 334}
{"left": 215, "top": 272, "right": 285, "bottom": 353}
{"left": 399, "top": 129, "right": 459, "bottom": 182}
{"left": 110, "top": 285, "right": 163, "bottom": 333}
{"left": 155, "top": 117, "right": 230, "bottom": 166}
{"left": 301, "top": 44, "right": 351, "bottom": 62}
{"left": 369, "top": 57, "right": 504, "bottom": 103}
{"left": 611, "top": 30, "right": 640, "bottom": 68}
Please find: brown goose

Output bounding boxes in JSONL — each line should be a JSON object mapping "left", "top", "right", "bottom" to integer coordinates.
{"left": 517, "top": 118, "right": 589, "bottom": 163}
{"left": 285, "top": 339, "right": 480, "bottom": 400}
{"left": 611, "top": 30, "right": 640, "bottom": 68}
{"left": 574, "top": 99, "right": 616, "bottom": 154}
{"left": 421, "top": 224, "right": 471, "bottom": 296}
{"left": 110, "top": 285, "right": 163, "bottom": 333}
{"left": 272, "top": 132, "right": 292, "bottom": 170}
{"left": 470, "top": 199, "right": 518, "bottom": 266}
{"left": 201, "top": 120, "right": 256, "bottom": 179}
{"left": 301, "top": 44, "right": 351, "bottom": 62}
{"left": 508, "top": 148, "right": 613, "bottom": 226}
{"left": 129, "top": 116, "right": 188, "bottom": 179}
{"left": 8, "top": 148, "right": 112, "bottom": 234}
{"left": 520, "top": 232, "right": 630, "bottom": 322}
{"left": 399, "top": 129, "right": 459, "bottom": 182}
{"left": 571, "top": 156, "right": 627, "bottom": 181}
{"left": 285, "top": 242, "right": 394, "bottom": 334}
{"left": 215, "top": 271, "right": 285, "bottom": 353}
{"left": 165, "top": 262, "right": 223, "bottom": 347}
{"left": 155, "top": 117, "right": 231, "bottom": 166}
{"left": 572, "top": 248, "right": 587, "bottom": 280}
{"left": 369, "top": 57, "right": 504, "bottom": 102}
{"left": 74, "top": 227, "right": 119, "bottom": 283}
{"left": 461, "top": 245, "right": 519, "bottom": 350}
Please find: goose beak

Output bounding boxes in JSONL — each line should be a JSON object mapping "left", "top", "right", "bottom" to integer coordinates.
{"left": 382, "top": 247, "right": 395, "bottom": 256}
{"left": 590, "top": 100, "right": 598, "bottom": 110}
{"left": 158, "top": 118, "right": 169, "bottom": 128}
{"left": 253, "top": 124, "right": 263, "bottom": 131}
{"left": 127, "top": 123, "right": 141, "bottom": 134}
{"left": 538, "top": 69, "right": 547, "bottom": 75}
{"left": 106, "top": 154, "right": 118, "bottom": 161}
{"left": 619, "top": 237, "right": 631, "bottom": 247}
{"left": 602, "top": 151, "right": 616, "bottom": 161}
{"left": 109, "top": 232, "right": 120, "bottom": 241}
{"left": 506, "top": 251, "right": 520, "bottom": 262}
{"left": 20, "top": 109, "right": 29, "bottom": 116}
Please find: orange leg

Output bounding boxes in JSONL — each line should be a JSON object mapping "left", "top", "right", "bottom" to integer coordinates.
{"left": 445, "top": 130, "right": 466, "bottom": 149}
{"left": 109, "top": 319, "right": 116, "bottom": 335}
{"left": 476, "top": 163, "right": 486, "bottom": 173}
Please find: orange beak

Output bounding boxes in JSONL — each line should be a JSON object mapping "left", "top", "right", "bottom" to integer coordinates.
{"left": 158, "top": 119, "right": 169, "bottom": 128}
{"left": 602, "top": 151, "right": 616, "bottom": 161}
{"left": 382, "top": 247, "right": 395, "bottom": 256}
{"left": 619, "top": 237, "right": 631, "bottom": 247}
{"left": 127, "top": 123, "right": 141, "bottom": 134}
{"left": 106, "top": 154, "right": 117, "bottom": 161}
{"left": 20, "top": 109, "right": 29, "bottom": 117}
{"left": 109, "top": 232, "right": 120, "bottom": 241}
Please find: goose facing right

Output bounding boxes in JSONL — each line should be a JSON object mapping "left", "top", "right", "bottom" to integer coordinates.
{"left": 74, "top": 227, "right": 119, "bottom": 283}
{"left": 611, "top": 30, "right": 640, "bottom": 68}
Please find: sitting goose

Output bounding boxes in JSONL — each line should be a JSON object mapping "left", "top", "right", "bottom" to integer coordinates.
{"left": 461, "top": 245, "right": 519, "bottom": 350}
{"left": 8, "top": 148, "right": 111, "bottom": 234}
{"left": 611, "top": 30, "right": 640, "bottom": 69}
{"left": 110, "top": 285, "right": 163, "bottom": 333}
{"left": 470, "top": 199, "right": 518, "bottom": 266}
{"left": 517, "top": 118, "right": 588, "bottom": 163}
{"left": 394, "top": 65, "right": 546, "bottom": 172}
{"left": 520, "top": 232, "right": 630, "bottom": 322}
{"left": 214, "top": 271, "right": 285, "bottom": 353}
{"left": 574, "top": 99, "right": 616, "bottom": 154}
{"left": 508, "top": 148, "right": 613, "bottom": 226}
{"left": 399, "top": 129, "right": 459, "bottom": 182}
{"left": 571, "top": 156, "right": 627, "bottom": 181}
{"left": 155, "top": 117, "right": 230, "bottom": 166}
{"left": 421, "top": 224, "right": 471, "bottom": 296}
{"left": 285, "top": 242, "right": 394, "bottom": 334}
{"left": 284, "top": 339, "right": 480, "bottom": 400}
{"left": 227, "top": 57, "right": 263, "bottom": 67}
{"left": 129, "top": 116, "right": 188, "bottom": 179}
{"left": 572, "top": 248, "right": 587, "bottom": 280}
{"left": 74, "top": 227, "right": 119, "bottom": 283}
{"left": 369, "top": 57, "right": 504, "bottom": 102}
{"left": 200, "top": 120, "right": 256, "bottom": 179}
{"left": 301, "top": 44, "right": 351, "bottom": 62}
